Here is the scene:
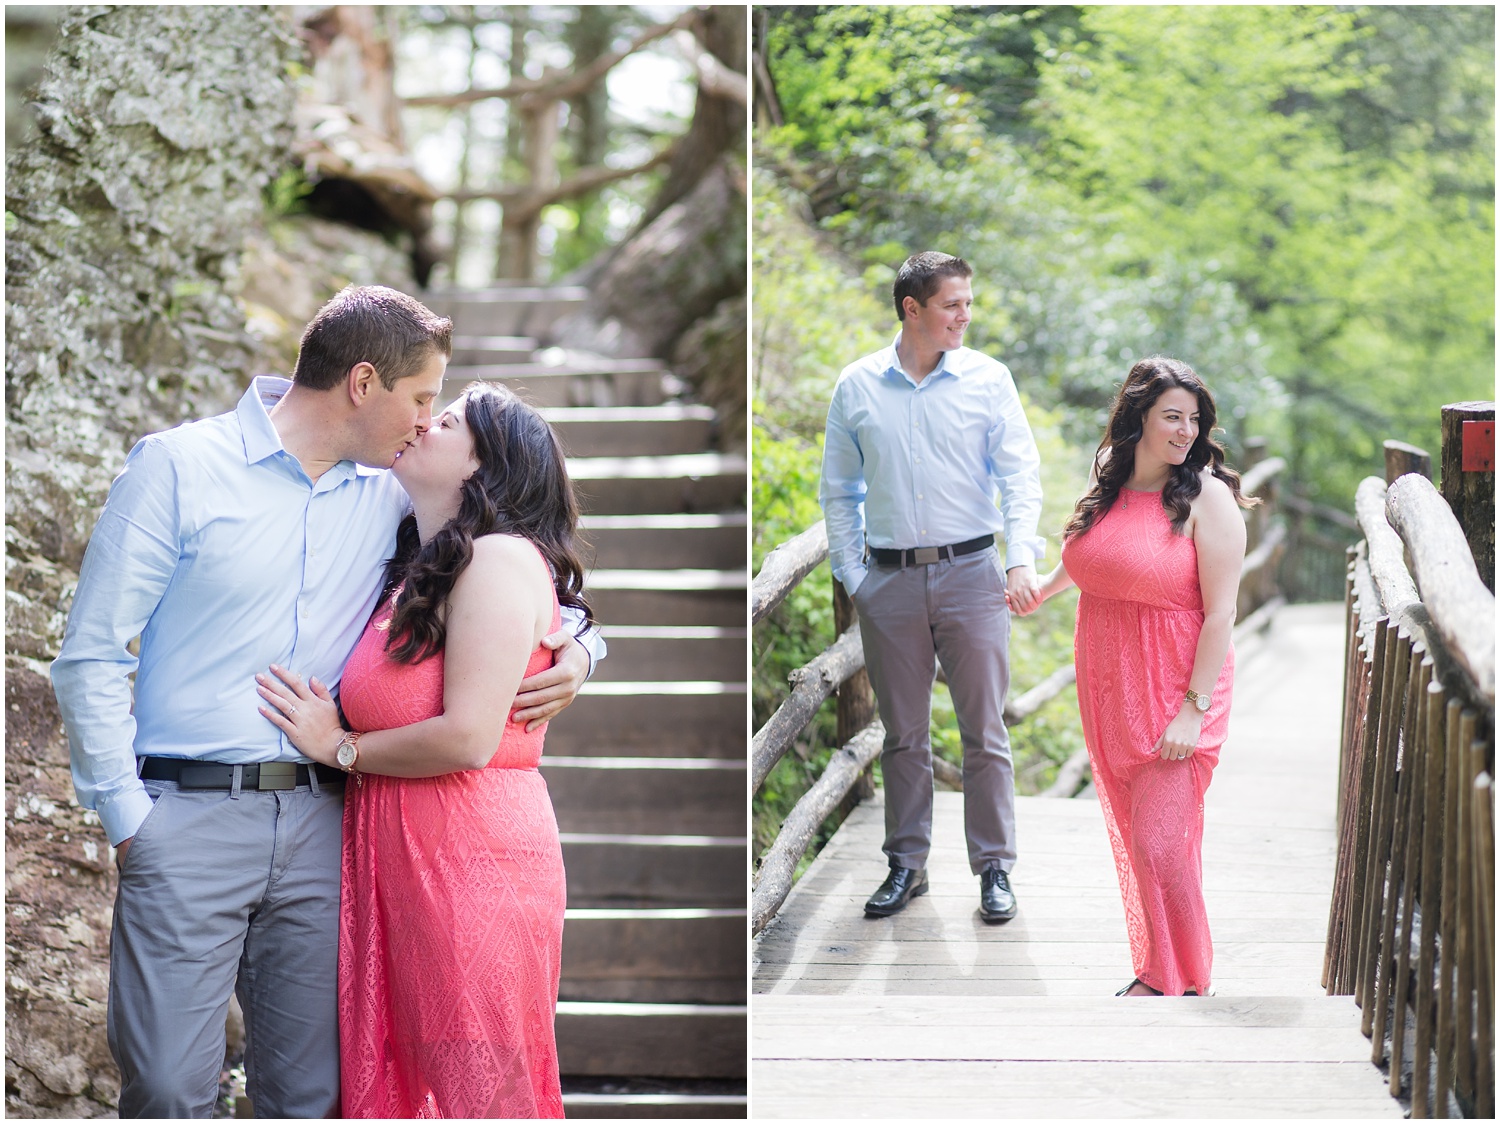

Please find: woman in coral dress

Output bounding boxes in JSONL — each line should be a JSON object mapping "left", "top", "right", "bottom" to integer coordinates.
{"left": 1018, "top": 357, "right": 1253, "bottom": 997}
{"left": 257, "top": 383, "right": 591, "bottom": 1116}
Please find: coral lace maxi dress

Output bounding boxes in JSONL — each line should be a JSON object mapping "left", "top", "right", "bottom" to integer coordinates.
{"left": 336, "top": 587, "right": 566, "bottom": 1119}
{"left": 1060, "top": 487, "right": 1234, "bottom": 997}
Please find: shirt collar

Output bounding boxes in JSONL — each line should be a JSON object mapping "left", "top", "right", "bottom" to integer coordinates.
{"left": 238, "top": 376, "right": 291, "bottom": 465}
{"left": 237, "top": 376, "right": 382, "bottom": 479}
{"left": 887, "top": 331, "right": 960, "bottom": 384}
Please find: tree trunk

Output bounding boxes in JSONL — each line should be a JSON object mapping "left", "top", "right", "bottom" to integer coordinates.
{"left": 495, "top": 8, "right": 533, "bottom": 279}
{"left": 635, "top": 6, "right": 747, "bottom": 232}
{"left": 4, "top": 8, "right": 301, "bottom": 1115}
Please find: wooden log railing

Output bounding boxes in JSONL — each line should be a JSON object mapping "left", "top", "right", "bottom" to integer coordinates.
{"left": 1323, "top": 416, "right": 1495, "bottom": 1118}
{"left": 751, "top": 454, "right": 1292, "bottom": 936}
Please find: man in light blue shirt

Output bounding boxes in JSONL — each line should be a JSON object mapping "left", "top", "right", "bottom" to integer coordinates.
{"left": 820, "top": 252, "right": 1043, "bottom": 923}
{"left": 52, "top": 286, "right": 597, "bottom": 1117}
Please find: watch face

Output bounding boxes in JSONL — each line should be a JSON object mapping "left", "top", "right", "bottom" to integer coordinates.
{"left": 338, "top": 743, "right": 357, "bottom": 768}
{"left": 1195, "top": 695, "right": 1210, "bottom": 712}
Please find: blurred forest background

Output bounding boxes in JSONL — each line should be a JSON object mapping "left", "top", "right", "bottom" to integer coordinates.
{"left": 750, "top": 5, "right": 1494, "bottom": 871}
{"left": 5, "top": 5, "right": 743, "bottom": 1116}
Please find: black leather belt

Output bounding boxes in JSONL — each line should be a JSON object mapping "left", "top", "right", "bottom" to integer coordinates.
{"left": 139, "top": 757, "right": 345, "bottom": 791}
{"left": 869, "top": 534, "right": 995, "bottom": 568}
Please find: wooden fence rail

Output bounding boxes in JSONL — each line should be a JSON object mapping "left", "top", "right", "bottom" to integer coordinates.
{"left": 1324, "top": 465, "right": 1495, "bottom": 1118}
{"left": 751, "top": 455, "right": 1292, "bottom": 936}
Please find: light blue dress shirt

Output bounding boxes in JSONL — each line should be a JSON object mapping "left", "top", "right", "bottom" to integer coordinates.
{"left": 819, "top": 334, "right": 1046, "bottom": 597}
{"left": 53, "top": 377, "right": 602, "bottom": 845}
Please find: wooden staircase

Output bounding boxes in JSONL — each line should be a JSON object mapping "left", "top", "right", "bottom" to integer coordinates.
{"left": 427, "top": 286, "right": 748, "bottom": 1118}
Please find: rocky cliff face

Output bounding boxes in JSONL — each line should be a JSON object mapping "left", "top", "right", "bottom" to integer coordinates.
{"left": 4, "top": 8, "right": 409, "bottom": 1116}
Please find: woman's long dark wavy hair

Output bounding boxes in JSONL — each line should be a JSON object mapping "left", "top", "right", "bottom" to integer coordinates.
{"left": 1064, "top": 357, "right": 1257, "bottom": 540}
{"left": 381, "top": 382, "right": 594, "bottom": 663}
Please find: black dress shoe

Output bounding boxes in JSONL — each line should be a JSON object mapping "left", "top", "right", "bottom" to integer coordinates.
{"left": 978, "top": 866, "right": 1017, "bottom": 922}
{"left": 864, "top": 866, "right": 929, "bottom": 917}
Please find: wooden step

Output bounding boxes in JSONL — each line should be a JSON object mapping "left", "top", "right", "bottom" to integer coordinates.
{"left": 586, "top": 570, "right": 746, "bottom": 627}
{"left": 542, "top": 756, "right": 746, "bottom": 835}
{"left": 448, "top": 359, "right": 667, "bottom": 408}
{"left": 556, "top": 1002, "right": 747, "bottom": 1078}
{"left": 561, "top": 908, "right": 746, "bottom": 1003}
{"left": 581, "top": 514, "right": 746, "bottom": 571}
{"left": 426, "top": 285, "right": 588, "bottom": 337}
{"left": 590, "top": 626, "right": 746, "bottom": 683}
{"left": 569, "top": 453, "right": 746, "bottom": 516}
{"left": 548, "top": 685, "right": 746, "bottom": 757}
{"left": 450, "top": 334, "right": 536, "bottom": 364}
{"left": 561, "top": 1093, "right": 748, "bottom": 1119}
{"left": 543, "top": 404, "right": 717, "bottom": 457}
{"left": 560, "top": 833, "right": 746, "bottom": 907}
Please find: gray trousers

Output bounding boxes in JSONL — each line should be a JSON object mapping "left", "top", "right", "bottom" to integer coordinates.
{"left": 853, "top": 546, "right": 1018, "bottom": 875}
{"left": 109, "top": 774, "right": 343, "bottom": 1118}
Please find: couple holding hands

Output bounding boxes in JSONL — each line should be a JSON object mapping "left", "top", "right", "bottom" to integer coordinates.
{"left": 820, "top": 251, "right": 1255, "bottom": 999}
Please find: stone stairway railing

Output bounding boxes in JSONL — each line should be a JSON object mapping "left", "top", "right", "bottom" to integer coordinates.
{"left": 425, "top": 285, "right": 748, "bottom": 1119}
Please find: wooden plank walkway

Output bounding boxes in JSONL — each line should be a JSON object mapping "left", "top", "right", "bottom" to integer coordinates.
{"left": 752, "top": 603, "right": 1401, "bottom": 1118}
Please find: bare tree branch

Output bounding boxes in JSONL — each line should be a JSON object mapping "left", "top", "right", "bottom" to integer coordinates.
{"left": 402, "top": 10, "right": 696, "bottom": 108}
{"left": 443, "top": 140, "right": 679, "bottom": 217}
{"left": 680, "top": 31, "right": 749, "bottom": 106}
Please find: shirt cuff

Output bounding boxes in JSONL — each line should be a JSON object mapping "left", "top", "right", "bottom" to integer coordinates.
{"left": 99, "top": 786, "right": 157, "bottom": 848}
{"left": 841, "top": 564, "right": 869, "bottom": 599}
{"left": 1003, "top": 541, "right": 1044, "bottom": 572}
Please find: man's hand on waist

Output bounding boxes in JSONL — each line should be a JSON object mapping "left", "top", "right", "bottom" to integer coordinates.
{"left": 114, "top": 835, "right": 133, "bottom": 870}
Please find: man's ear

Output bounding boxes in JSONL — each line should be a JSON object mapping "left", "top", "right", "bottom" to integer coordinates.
{"left": 901, "top": 294, "right": 922, "bottom": 321}
{"left": 346, "top": 361, "right": 379, "bottom": 407}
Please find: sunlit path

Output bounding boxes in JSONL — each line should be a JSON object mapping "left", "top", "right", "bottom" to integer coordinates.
{"left": 751, "top": 603, "right": 1400, "bottom": 1118}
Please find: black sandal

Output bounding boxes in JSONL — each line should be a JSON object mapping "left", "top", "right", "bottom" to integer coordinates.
{"left": 1115, "top": 977, "right": 1162, "bottom": 996}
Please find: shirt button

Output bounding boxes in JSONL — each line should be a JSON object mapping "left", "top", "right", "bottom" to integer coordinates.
{"left": 300, "top": 606, "right": 309, "bottom": 618}
{"left": 921, "top": 530, "right": 928, "bottom": 537}
{"left": 918, "top": 494, "right": 924, "bottom": 500}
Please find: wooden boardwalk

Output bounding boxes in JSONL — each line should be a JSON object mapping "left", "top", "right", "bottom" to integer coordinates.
{"left": 752, "top": 603, "right": 1402, "bottom": 1118}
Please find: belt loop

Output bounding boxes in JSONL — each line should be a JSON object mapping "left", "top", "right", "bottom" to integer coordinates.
{"left": 230, "top": 765, "right": 243, "bottom": 800}
{"left": 135, "top": 756, "right": 146, "bottom": 778}
{"left": 308, "top": 765, "right": 323, "bottom": 797}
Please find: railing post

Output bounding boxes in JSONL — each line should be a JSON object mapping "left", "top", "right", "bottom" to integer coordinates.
{"left": 1440, "top": 401, "right": 1495, "bottom": 594}
{"left": 833, "top": 582, "right": 876, "bottom": 802}
{"left": 1383, "top": 439, "right": 1432, "bottom": 484}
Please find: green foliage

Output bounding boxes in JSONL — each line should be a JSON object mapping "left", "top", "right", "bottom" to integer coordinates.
{"left": 264, "top": 166, "right": 314, "bottom": 218}
{"left": 751, "top": 165, "right": 890, "bottom": 440}
{"left": 762, "top": 4, "right": 1494, "bottom": 506}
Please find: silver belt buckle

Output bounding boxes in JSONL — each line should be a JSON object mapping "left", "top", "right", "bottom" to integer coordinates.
{"left": 257, "top": 762, "right": 298, "bottom": 790}
{"left": 913, "top": 547, "right": 941, "bottom": 565}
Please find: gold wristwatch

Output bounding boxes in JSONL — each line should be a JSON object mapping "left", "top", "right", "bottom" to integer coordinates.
{"left": 335, "top": 730, "right": 362, "bottom": 773}
{"left": 1184, "top": 689, "right": 1211, "bottom": 713}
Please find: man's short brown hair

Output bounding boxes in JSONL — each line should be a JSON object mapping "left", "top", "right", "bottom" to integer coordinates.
{"left": 893, "top": 252, "right": 973, "bottom": 321}
{"left": 292, "top": 285, "right": 452, "bottom": 391}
